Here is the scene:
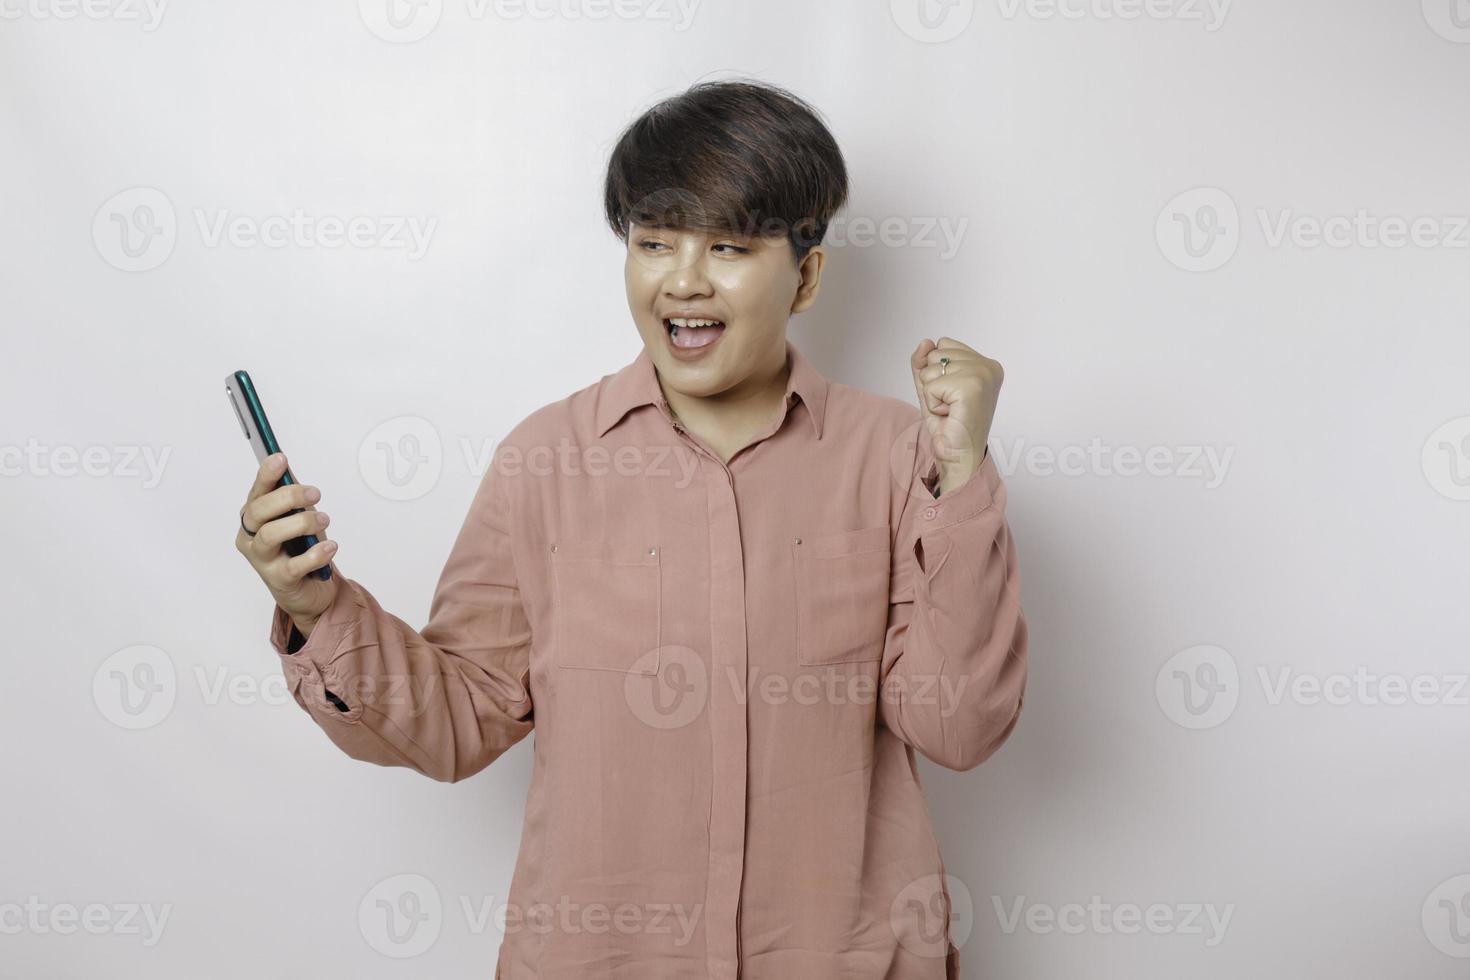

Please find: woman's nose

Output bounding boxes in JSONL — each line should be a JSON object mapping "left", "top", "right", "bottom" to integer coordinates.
{"left": 665, "top": 250, "right": 712, "bottom": 297}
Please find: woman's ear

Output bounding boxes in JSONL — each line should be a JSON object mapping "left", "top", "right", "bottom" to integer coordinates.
{"left": 790, "top": 244, "right": 826, "bottom": 315}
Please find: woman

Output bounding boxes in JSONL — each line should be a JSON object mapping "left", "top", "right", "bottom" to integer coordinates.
{"left": 235, "top": 78, "right": 1027, "bottom": 980}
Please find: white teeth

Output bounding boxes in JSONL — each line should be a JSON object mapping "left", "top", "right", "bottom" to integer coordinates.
{"left": 668, "top": 317, "right": 723, "bottom": 329}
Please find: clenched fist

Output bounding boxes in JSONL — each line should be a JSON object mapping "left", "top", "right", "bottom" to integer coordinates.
{"left": 910, "top": 336, "right": 1004, "bottom": 495}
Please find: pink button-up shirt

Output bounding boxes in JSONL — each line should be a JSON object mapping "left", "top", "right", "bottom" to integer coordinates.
{"left": 271, "top": 339, "right": 1027, "bottom": 979}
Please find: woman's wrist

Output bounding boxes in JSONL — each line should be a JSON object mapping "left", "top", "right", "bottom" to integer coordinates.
{"left": 291, "top": 614, "right": 319, "bottom": 639}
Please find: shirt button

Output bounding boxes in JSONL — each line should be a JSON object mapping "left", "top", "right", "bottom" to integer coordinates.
{"left": 923, "top": 506, "right": 937, "bottom": 520}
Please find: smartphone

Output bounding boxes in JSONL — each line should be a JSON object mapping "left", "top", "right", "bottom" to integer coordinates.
{"left": 224, "top": 370, "right": 332, "bottom": 581}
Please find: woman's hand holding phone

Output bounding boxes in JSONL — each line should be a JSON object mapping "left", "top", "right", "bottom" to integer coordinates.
{"left": 236, "top": 452, "right": 339, "bottom": 637}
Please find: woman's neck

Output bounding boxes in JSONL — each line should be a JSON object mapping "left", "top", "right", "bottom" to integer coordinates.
{"left": 660, "top": 347, "right": 793, "bottom": 463}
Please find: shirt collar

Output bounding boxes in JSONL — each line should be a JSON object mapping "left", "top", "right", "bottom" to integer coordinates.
{"left": 595, "top": 338, "right": 829, "bottom": 440}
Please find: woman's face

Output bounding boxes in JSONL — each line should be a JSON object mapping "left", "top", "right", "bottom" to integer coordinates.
{"left": 623, "top": 221, "right": 823, "bottom": 402}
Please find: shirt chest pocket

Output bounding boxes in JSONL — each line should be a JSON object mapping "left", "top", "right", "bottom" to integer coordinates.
{"left": 792, "top": 524, "right": 893, "bottom": 666}
{"left": 550, "top": 541, "right": 662, "bottom": 675}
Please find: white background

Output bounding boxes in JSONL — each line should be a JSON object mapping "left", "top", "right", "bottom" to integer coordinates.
{"left": 3, "top": 0, "right": 1469, "bottom": 977}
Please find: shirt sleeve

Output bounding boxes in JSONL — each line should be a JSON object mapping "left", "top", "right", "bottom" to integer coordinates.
{"left": 269, "top": 459, "right": 534, "bottom": 783}
{"left": 879, "top": 430, "right": 1027, "bottom": 772}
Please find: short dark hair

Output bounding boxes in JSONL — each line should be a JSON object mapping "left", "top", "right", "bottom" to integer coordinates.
{"left": 602, "top": 78, "right": 849, "bottom": 263}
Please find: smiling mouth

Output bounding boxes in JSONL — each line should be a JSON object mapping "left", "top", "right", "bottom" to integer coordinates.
{"left": 664, "top": 318, "right": 726, "bottom": 350}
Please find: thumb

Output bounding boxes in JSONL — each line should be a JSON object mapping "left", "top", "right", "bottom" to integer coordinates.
{"left": 910, "top": 338, "right": 936, "bottom": 417}
{"left": 923, "top": 412, "right": 948, "bottom": 457}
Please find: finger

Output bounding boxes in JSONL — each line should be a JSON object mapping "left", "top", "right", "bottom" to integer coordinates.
{"left": 244, "top": 483, "right": 322, "bottom": 531}
{"left": 283, "top": 539, "right": 339, "bottom": 581}
{"left": 911, "top": 338, "right": 936, "bottom": 412}
{"left": 919, "top": 375, "right": 958, "bottom": 415}
{"left": 237, "top": 503, "right": 257, "bottom": 542}
{"left": 933, "top": 336, "right": 977, "bottom": 354}
{"left": 918, "top": 362, "right": 975, "bottom": 382}
{"left": 256, "top": 509, "right": 330, "bottom": 551}
{"left": 239, "top": 454, "right": 290, "bottom": 537}
{"left": 245, "top": 453, "right": 289, "bottom": 505}
{"left": 923, "top": 348, "right": 978, "bottom": 367}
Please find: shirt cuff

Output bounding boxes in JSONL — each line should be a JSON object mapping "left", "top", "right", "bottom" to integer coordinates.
{"left": 269, "top": 571, "right": 362, "bottom": 715}
{"left": 917, "top": 449, "right": 1000, "bottom": 530}
{"left": 268, "top": 565, "right": 358, "bottom": 667}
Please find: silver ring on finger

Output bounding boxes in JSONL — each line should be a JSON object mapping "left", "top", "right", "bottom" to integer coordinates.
{"left": 939, "top": 356, "right": 949, "bottom": 376}
{"left": 240, "top": 512, "right": 258, "bottom": 538}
